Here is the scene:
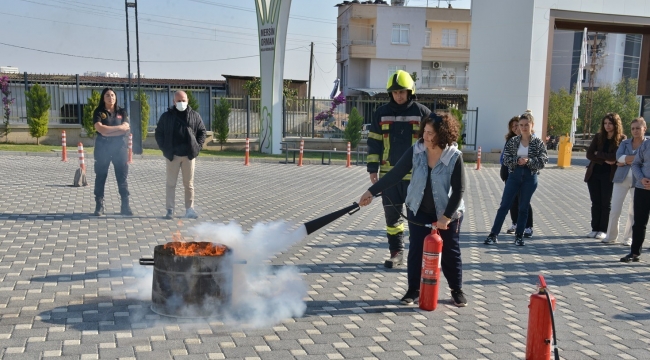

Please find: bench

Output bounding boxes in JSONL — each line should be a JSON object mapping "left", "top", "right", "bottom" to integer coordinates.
{"left": 281, "top": 142, "right": 368, "bottom": 165}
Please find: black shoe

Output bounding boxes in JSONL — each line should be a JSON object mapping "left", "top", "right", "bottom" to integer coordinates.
{"left": 524, "top": 228, "right": 533, "bottom": 238}
{"left": 451, "top": 289, "right": 468, "bottom": 307}
{"left": 164, "top": 209, "right": 174, "bottom": 220}
{"left": 620, "top": 253, "right": 640, "bottom": 263}
{"left": 93, "top": 197, "right": 104, "bottom": 216}
{"left": 400, "top": 289, "right": 419, "bottom": 305}
{"left": 484, "top": 234, "right": 498, "bottom": 245}
{"left": 384, "top": 251, "right": 404, "bottom": 268}
{"left": 120, "top": 197, "right": 133, "bottom": 216}
{"left": 515, "top": 234, "right": 525, "bottom": 246}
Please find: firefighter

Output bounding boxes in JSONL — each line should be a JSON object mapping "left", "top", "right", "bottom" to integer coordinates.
{"left": 367, "top": 70, "right": 431, "bottom": 268}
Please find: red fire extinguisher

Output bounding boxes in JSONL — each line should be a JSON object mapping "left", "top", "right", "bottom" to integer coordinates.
{"left": 419, "top": 225, "right": 443, "bottom": 311}
{"left": 526, "top": 274, "right": 559, "bottom": 360}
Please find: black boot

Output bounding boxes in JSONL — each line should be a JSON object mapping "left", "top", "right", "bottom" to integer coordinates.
{"left": 384, "top": 250, "right": 404, "bottom": 268}
{"left": 93, "top": 197, "right": 104, "bottom": 216}
{"left": 120, "top": 197, "right": 133, "bottom": 216}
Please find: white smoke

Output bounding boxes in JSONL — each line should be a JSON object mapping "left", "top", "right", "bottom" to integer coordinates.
{"left": 126, "top": 221, "right": 308, "bottom": 328}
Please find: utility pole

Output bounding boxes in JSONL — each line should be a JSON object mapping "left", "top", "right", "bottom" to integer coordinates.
{"left": 307, "top": 42, "right": 314, "bottom": 137}
{"left": 125, "top": 0, "right": 143, "bottom": 154}
{"left": 583, "top": 32, "right": 600, "bottom": 139}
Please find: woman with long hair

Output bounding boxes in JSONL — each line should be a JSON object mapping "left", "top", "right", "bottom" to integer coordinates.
{"left": 585, "top": 113, "right": 626, "bottom": 239}
{"left": 500, "top": 116, "right": 534, "bottom": 237}
{"left": 358, "top": 112, "right": 467, "bottom": 307}
{"left": 484, "top": 112, "right": 547, "bottom": 246}
{"left": 92, "top": 87, "right": 132, "bottom": 216}
{"left": 603, "top": 118, "right": 647, "bottom": 245}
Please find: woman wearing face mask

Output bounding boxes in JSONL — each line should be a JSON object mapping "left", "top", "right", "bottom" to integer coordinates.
{"left": 602, "top": 118, "right": 647, "bottom": 245}
{"left": 500, "top": 116, "right": 534, "bottom": 237}
{"left": 358, "top": 113, "right": 467, "bottom": 307}
{"left": 584, "top": 113, "right": 626, "bottom": 240}
{"left": 484, "top": 112, "right": 547, "bottom": 246}
{"left": 92, "top": 87, "right": 132, "bottom": 216}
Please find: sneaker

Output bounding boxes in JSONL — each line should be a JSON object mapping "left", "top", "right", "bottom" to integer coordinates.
{"left": 164, "top": 209, "right": 173, "bottom": 220}
{"left": 384, "top": 251, "right": 404, "bottom": 268}
{"left": 523, "top": 228, "right": 533, "bottom": 238}
{"left": 620, "top": 253, "right": 640, "bottom": 263}
{"left": 515, "top": 234, "right": 525, "bottom": 246}
{"left": 451, "top": 289, "right": 468, "bottom": 307}
{"left": 601, "top": 236, "right": 616, "bottom": 244}
{"left": 586, "top": 231, "right": 598, "bottom": 238}
{"left": 400, "top": 289, "right": 419, "bottom": 305}
{"left": 185, "top": 208, "right": 199, "bottom": 219}
{"left": 484, "top": 234, "right": 498, "bottom": 245}
{"left": 624, "top": 238, "right": 633, "bottom": 246}
{"left": 506, "top": 224, "right": 517, "bottom": 234}
{"left": 594, "top": 232, "right": 606, "bottom": 240}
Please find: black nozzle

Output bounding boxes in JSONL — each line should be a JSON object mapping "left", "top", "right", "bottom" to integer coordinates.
{"left": 304, "top": 203, "right": 360, "bottom": 235}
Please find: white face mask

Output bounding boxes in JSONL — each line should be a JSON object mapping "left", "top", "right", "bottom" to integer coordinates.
{"left": 175, "top": 101, "right": 188, "bottom": 111}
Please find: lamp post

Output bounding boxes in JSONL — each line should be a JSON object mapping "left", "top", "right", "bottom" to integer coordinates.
{"left": 125, "top": 0, "right": 143, "bottom": 154}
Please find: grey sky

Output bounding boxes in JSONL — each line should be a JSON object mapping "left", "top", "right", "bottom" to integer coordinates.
{"left": 2, "top": 0, "right": 471, "bottom": 97}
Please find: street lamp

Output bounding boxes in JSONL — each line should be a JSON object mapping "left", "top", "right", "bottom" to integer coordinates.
{"left": 125, "top": 0, "right": 142, "bottom": 154}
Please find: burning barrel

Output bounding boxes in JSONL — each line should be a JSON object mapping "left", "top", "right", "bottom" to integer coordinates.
{"left": 139, "top": 242, "right": 232, "bottom": 317}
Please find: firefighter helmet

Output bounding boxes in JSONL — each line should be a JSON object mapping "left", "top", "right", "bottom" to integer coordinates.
{"left": 386, "top": 70, "right": 416, "bottom": 94}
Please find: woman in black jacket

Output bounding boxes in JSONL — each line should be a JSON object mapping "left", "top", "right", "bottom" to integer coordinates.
{"left": 92, "top": 88, "right": 132, "bottom": 216}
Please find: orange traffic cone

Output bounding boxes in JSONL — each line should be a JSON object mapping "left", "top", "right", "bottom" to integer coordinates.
{"left": 61, "top": 130, "right": 67, "bottom": 162}
{"left": 244, "top": 137, "right": 250, "bottom": 166}
{"left": 346, "top": 142, "right": 351, "bottom": 168}
{"left": 476, "top": 146, "right": 482, "bottom": 170}
{"left": 297, "top": 139, "right": 304, "bottom": 167}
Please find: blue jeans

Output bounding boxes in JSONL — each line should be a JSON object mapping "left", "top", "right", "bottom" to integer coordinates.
{"left": 490, "top": 166, "right": 538, "bottom": 236}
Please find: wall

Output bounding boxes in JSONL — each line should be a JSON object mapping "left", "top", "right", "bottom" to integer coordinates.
{"left": 368, "top": 59, "right": 422, "bottom": 89}
{"left": 550, "top": 30, "right": 576, "bottom": 92}
{"left": 375, "top": 6, "right": 426, "bottom": 60}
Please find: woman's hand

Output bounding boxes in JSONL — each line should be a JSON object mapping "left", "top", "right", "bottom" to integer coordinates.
{"left": 437, "top": 215, "right": 451, "bottom": 230}
{"left": 517, "top": 157, "right": 529, "bottom": 166}
{"left": 605, "top": 160, "right": 616, "bottom": 165}
{"left": 358, "top": 190, "right": 374, "bottom": 207}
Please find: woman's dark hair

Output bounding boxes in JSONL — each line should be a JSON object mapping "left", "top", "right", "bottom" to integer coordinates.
{"left": 505, "top": 116, "right": 519, "bottom": 141}
{"left": 418, "top": 112, "right": 460, "bottom": 149}
{"left": 597, "top": 112, "right": 624, "bottom": 150}
{"left": 97, "top": 87, "right": 118, "bottom": 112}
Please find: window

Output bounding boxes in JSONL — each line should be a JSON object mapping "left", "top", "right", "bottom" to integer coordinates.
{"left": 392, "top": 24, "right": 409, "bottom": 44}
{"left": 442, "top": 29, "right": 457, "bottom": 47}
{"left": 425, "top": 29, "right": 431, "bottom": 47}
{"left": 388, "top": 65, "right": 406, "bottom": 80}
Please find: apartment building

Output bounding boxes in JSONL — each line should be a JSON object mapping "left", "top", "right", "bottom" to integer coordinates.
{"left": 336, "top": 0, "right": 470, "bottom": 103}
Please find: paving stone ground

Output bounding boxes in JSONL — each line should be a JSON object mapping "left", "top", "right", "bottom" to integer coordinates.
{"left": 0, "top": 154, "right": 649, "bottom": 360}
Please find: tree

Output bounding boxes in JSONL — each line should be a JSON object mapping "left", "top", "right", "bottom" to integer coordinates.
{"left": 25, "top": 84, "right": 51, "bottom": 145}
{"left": 186, "top": 90, "right": 200, "bottom": 112}
{"left": 344, "top": 107, "right": 363, "bottom": 148}
{"left": 213, "top": 98, "right": 231, "bottom": 150}
{"left": 242, "top": 77, "right": 298, "bottom": 105}
{"left": 134, "top": 90, "right": 150, "bottom": 140}
{"left": 410, "top": 72, "right": 419, "bottom": 83}
{"left": 82, "top": 90, "right": 100, "bottom": 138}
{"left": 448, "top": 108, "right": 464, "bottom": 147}
{"left": 547, "top": 87, "right": 574, "bottom": 136}
{"left": 1, "top": 76, "right": 15, "bottom": 143}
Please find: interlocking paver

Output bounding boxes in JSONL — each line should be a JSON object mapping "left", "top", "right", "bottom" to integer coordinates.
{"left": 0, "top": 154, "right": 649, "bottom": 359}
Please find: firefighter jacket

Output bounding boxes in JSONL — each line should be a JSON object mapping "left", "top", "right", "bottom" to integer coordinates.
{"left": 366, "top": 99, "right": 431, "bottom": 179}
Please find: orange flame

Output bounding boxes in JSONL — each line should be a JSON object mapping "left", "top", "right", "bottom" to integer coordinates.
{"left": 164, "top": 231, "right": 227, "bottom": 256}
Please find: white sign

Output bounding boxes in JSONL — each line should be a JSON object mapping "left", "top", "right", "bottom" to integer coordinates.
{"left": 255, "top": 0, "right": 292, "bottom": 154}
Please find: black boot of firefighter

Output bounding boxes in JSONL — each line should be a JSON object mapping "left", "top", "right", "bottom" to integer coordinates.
{"left": 384, "top": 250, "right": 404, "bottom": 268}
{"left": 93, "top": 197, "right": 105, "bottom": 216}
{"left": 120, "top": 197, "right": 133, "bottom": 216}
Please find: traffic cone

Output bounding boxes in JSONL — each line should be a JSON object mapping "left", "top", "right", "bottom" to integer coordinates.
{"left": 244, "top": 137, "right": 250, "bottom": 166}
{"left": 346, "top": 142, "right": 351, "bottom": 168}
{"left": 73, "top": 142, "right": 88, "bottom": 187}
{"left": 61, "top": 130, "right": 67, "bottom": 162}
{"left": 127, "top": 133, "right": 133, "bottom": 164}
{"left": 297, "top": 139, "right": 304, "bottom": 167}
{"left": 476, "top": 146, "right": 481, "bottom": 170}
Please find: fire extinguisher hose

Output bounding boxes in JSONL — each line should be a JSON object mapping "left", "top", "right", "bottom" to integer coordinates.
{"left": 545, "top": 289, "right": 560, "bottom": 360}
{"left": 379, "top": 193, "right": 433, "bottom": 228}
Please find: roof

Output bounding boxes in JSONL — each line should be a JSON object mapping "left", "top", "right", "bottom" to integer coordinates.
{"left": 1, "top": 72, "right": 226, "bottom": 88}
{"left": 349, "top": 87, "right": 468, "bottom": 96}
{"left": 221, "top": 74, "right": 308, "bottom": 83}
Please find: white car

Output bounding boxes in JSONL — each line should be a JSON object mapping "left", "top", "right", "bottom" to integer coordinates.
{"left": 361, "top": 124, "right": 371, "bottom": 139}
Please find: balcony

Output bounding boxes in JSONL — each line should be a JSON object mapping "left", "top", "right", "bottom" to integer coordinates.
{"left": 422, "top": 47, "right": 469, "bottom": 63}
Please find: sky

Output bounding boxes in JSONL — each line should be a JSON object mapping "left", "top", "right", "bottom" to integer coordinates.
{"left": 2, "top": 0, "right": 471, "bottom": 97}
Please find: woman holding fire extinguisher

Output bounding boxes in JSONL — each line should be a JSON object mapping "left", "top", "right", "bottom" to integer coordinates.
{"left": 358, "top": 112, "right": 467, "bottom": 307}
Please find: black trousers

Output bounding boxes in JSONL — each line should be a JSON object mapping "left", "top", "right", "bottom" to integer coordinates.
{"left": 587, "top": 172, "right": 613, "bottom": 232}
{"left": 94, "top": 137, "right": 129, "bottom": 199}
{"left": 502, "top": 165, "right": 533, "bottom": 227}
{"left": 630, "top": 188, "right": 650, "bottom": 256}
{"left": 406, "top": 209, "right": 463, "bottom": 291}
{"left": 381, "top": 180, "right": 409, "bottom": 252}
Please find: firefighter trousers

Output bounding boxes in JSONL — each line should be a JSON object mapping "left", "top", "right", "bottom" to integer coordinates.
{"left": 381, "top": 180, "right": 409, "bottom": 252}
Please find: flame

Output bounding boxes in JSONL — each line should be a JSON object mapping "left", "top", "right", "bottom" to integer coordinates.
{"left": 165, "top": 231, "right": 227, "bottom": 256}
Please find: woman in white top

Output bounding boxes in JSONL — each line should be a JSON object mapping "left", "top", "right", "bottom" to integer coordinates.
{"left": 603, "top": 118, "right": 647, "bottom": 245}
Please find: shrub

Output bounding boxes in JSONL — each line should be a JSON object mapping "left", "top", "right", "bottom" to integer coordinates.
{"left": 25, "top": 84, "right": 51, "bottom": 144}
{"left": 344, "top": 107, "right": 363, "bottom": 148}
{"left": 134, "top": 90, "right": 150, "bottom": 140}
{"left": 187, "top": 90, "right": 200, "bottom": 112}
{"left": 213, "top": 98, "right": 231, "bottom": 150}
{"left": 82, "top": 90, "right": 100, "bottom": 138}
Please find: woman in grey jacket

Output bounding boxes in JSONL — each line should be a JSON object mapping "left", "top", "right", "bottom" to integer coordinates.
{"left": 603, "top": 118, "right": 647, "bottom": 245}
{"left": 358, "top": 113, "right": 467, "bottom": 307}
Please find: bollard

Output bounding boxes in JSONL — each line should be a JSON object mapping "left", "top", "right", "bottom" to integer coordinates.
{"left": 61, "top": 131, "right": 67, "bottom": 162}
{"left": 346, "top": 142, "right": 351, "bottom": 168}
{"left": 476, "top": 146, "right": 482, "bottom": 170}
{"left": 297, "top": 139, "right": 304, "bottom": 167}
{"left": 127, "top": 133, "right": 133, "bottom": 164}
{"left": 78, "top": 142, "right": 85, "bottom": 171}
{"left": 244, "top": 137, "right": 250, "bottom": 166}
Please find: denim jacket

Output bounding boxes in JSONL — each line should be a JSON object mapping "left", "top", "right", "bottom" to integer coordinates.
{"left": 632, "top": 140, "right": 650, "bottom": 189}
{"left": 405, "top": 142, "right": 465, "bottom": 221}
{"left": 613, "top": 138, "right": 646, "bottom": 184}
